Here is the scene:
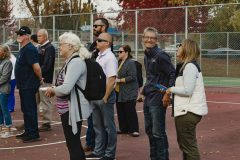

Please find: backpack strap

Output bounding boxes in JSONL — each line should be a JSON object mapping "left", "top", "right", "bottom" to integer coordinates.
{"left": 64, "top": 55, "right": 80, "bottom": 74}
{"left": 74, "top": 84, "right": 83, "bottom": 120}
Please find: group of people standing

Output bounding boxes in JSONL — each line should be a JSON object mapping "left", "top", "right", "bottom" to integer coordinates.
{"left": 0, "top": 26, "right": 56, "bottom": 142}
{"left": 0, "top": 17, "right": 208, "bottom": 160}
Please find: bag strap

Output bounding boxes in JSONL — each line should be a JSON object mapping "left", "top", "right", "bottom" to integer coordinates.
{"left": 74, "top": 84, "right": 83, "bottom": 120}
{"left": 64, "top": 55, "right": 80, "bottom": 74}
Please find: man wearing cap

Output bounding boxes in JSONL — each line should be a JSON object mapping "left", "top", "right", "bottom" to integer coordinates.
{"left": 15, "top": 26, "right": 43, "bottom": 143}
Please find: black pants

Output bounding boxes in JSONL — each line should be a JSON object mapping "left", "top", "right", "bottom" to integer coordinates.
{"left": 116, "top": 100, "right": 139, "bottom": 133}
{"left": 19, "top": 89, "right": 39, "bottom": 138}
{"left": 61, "top": 111, "right": 85, "bottom": 160}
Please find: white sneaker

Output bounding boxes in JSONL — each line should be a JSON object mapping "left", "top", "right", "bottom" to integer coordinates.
{"left": 1, "top": 132, "right": 12, "bottom": 138}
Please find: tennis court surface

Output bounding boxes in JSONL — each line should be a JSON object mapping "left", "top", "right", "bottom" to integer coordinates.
{"left": 0, "top": 85, "right": 240, "bottom": 160}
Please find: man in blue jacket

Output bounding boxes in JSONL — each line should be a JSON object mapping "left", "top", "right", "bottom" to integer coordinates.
{"left": 15, "top": 26, "right": 43, "bottom": 143}
{"left": 140, "top": 27, "right": 175, "bottom": 160}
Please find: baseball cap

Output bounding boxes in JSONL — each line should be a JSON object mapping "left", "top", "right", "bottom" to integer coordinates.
{"left": 15, "top": 26, "right": 31, "bottom": 35}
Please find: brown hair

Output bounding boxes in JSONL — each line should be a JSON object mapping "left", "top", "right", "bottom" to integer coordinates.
{"left": 121, "top": 44, "right": 133, "bottom": 59}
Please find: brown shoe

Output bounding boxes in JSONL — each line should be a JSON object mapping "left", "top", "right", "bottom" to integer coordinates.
{"left": 15, "top": 124, "right": 25, "bottom": 131}
{"left": 83, "top": 146, "right": 93, "bottom": 152}
{"left": 39, "top": 123, "right": 51, "bottom": 132}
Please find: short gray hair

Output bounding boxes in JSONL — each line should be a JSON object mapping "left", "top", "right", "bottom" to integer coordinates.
{"left": 59, "top": 32, "right": 92, "bottom": 60}
{"left": 38, "top": 29, "right": 48, "bottom": 39}
{"left": 143, "top": 27, "right": 158, "bottom": 37}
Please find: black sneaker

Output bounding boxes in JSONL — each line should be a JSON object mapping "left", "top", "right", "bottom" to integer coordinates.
{"left": 85, "top": 153, "right": 102, "bottom": 159}
{"left": 16, "top": 132, "right": 27, "bottom": 139}
{"left": 99, "top": 156, "right": 115, "bottom": 160}
{"left": 22, "top": 136, "right": 42, "bottom": 143}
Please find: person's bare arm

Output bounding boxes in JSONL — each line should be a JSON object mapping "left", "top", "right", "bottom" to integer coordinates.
{"left": 32, "top": 63, "right": 43, "bottom": 83}
{"left": 103, "top": 76, "right": 116, "bottom": 103}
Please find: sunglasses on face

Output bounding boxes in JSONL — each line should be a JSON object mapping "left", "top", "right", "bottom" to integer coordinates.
{"left": 117, "top": 50, "right": 125, "bottom": 54}
{"left": 93, "top": 24, "right": 104, "bottom": 28}
{"left": 176, "top": 43, "right": 182, "bottom": 48}
{"left": 96, "top": 38, "right": 108, "bottom": 43}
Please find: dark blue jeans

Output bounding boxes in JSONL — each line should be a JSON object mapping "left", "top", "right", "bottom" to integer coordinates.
{"left": 144, "top": 105, "right": 169, "bottom": 160}
{"left": 86, "top": 114, "right": 95, "bottom": 148}
{"left": 19, "top": 89, "right": 39, "bottom": 138}
{"left": 8, "top": 79, "right": 16, "bottom": 112}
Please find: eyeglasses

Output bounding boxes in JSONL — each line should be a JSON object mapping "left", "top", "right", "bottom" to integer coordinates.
{"left": 96, "top": 38, "right": 108, "bottom": 43}
{"left": 59, "top": 43, "right": 70, "bottom": 47}
{"left": 117, "top": 50, "right": 125, "bottom": 54}
{"left": 93, "top": 24, "right": 104, "bottom": 28}
{"left": 176, "top": 43, "right": 182, "bottom": 48}
{"left": 143, "top": 36, "right": 157, "bottom": 40}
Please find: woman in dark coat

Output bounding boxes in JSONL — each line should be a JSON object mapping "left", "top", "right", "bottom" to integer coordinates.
{"left": 115, "top": 45, "right": 139, "bottom": 137}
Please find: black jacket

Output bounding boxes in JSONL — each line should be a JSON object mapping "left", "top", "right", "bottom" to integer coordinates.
{"left": 38, "top": 41, "right": 56, "bottom": 83}
{"left": 143, "top": 45, "right": 175, "bottom": 106}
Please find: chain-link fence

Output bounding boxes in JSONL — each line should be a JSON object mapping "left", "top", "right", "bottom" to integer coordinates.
{"left": 1, "top": 3, "right": 240, "bottom": 86}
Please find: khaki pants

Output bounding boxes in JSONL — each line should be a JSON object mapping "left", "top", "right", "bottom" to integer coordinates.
{"left": 175, "top": 112, "right": 202, "bottom": 160}
{"left": 36, "top": 83, "right": 53, "bottom": 124}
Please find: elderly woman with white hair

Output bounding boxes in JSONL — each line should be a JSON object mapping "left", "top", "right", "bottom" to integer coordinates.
{"left": 45, "top": 32, "right": 92, "bottom": 160}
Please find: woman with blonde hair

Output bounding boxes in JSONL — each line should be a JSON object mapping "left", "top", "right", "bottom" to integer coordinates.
{"left": 45, "top": 32, "right": 92, "bottom": 160}
{"left": 166, "top": 39, "right": 208, "bottom": 160}
{"left": 0, "top": 44, "right": 13, "bottom": 138}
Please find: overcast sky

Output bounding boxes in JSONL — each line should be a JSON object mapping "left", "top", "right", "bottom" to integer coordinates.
{"left": 11, "top": 0, "right": 121, "bottom": 18}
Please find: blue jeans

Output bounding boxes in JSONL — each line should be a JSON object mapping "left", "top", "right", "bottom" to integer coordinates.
{"left": 8, "top": 79, "right": 16, "bottom": 112}
{"left": 91, "top": 92, "right": 117, "bottom": 158}
{"left": 86, "top": 114, "right": 95, "bottom": 148}
{"left": 0, "top": 93, "right": 12, "bottom": 127}
{"left": 19, "top": 89, "right": 39, "bottom": 138}
{"left": 144, "top": 105, "right": 169, "bottom": 160}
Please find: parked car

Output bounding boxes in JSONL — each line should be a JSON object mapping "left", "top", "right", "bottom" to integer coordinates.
{"left": 205, "top": 48, "right": 240, "bottom": 58}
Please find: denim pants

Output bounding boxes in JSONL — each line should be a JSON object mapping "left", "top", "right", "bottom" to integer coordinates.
{"left": 61, "top": 111, "right": 85, "bottom": 160}
{"left": 91, "top": 92, "right": 117, "bottom": 158}
{"left": 144, "top": 105, "right": 169, "bottom": 160}
{"left": 175, "top": 112, "right": 202, "bottom": 160}
{"left": 86, "top": 114, "right": 95, "bottom": 148}
{"left": 0, "top": 92, "right": 12, "bottom": 127}
{"left": 19, "top": 89, "right": 39, "bottom": 138}
{"left": 8, "top": 79, "right": 16, "bottom": 112}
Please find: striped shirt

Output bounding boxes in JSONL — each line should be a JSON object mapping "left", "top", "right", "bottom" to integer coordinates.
{"left": 55, "top": 69, "right": 69, "bottom": 115}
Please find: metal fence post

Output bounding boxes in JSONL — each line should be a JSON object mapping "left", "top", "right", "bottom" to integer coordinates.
{"left": 200, "top": 33, "right": 202, "bottom": 68}
{"left": 174, "top": 32, "right": 177, "bottom": 67}
{"left": 90, "top": 11, "right": 94, "bottom": 43}
{"left": 53, "top": 15, "right": 56, "bottom": 42}
{"left": 227, "top": 32, "right": 229, "bottom": 76}
{"left": 135, "top": 9, "right": 138, "bottom": 60}
{"left": 185, "top": 6, "right": 188, "bottom": 39}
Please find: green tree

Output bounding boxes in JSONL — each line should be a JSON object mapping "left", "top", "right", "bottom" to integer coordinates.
{"left": 21, "top": 0, "right": 93, "bottom": 30}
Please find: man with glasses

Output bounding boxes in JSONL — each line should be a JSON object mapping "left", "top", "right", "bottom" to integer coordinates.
{"left": 88, "top": 17, "right": 110, "bottom": 59}
{"left": 140, "top": 27, "right": 175, "bottom": 160}
{"left": 84, "top": 17, "right": 110, "bottom": 153}
{"left": 86, "top": 32, "right": 118, "bottom": 160}
{"left": 15, "top": 26, "right": 43, "bottom": 143}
